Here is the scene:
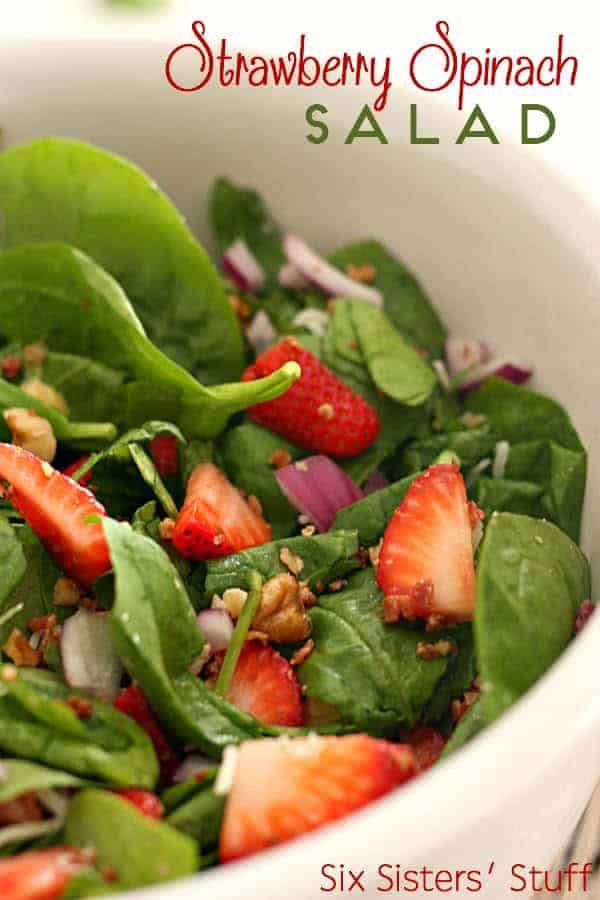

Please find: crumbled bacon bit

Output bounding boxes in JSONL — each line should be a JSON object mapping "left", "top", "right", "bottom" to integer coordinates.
{"left": 298, "top": 582, "right": 317, "bottom": 607}
{"left": 158, "top": 518, "right": 175, "bottom": 541}
{"left": 416, "top": 639, "right": 456, "bottom": 660}
{"left": 451, "top": 684, "right": 481, "bottom": 722}
{"left": 574, "top": 599, "right": 595, "bottom": 634}
{"left": 268, "top": 449, "right": 292, "bottom": 469}
{"left": 247, "top": 494, "right": 263, "bottom": 516}
{"left": 279, "top": 547, "right": 304, "bottom": 576}
{"left": 328, "top": 579, "right": 347, "bottom": 593}
{"left": 228, "top": 294, "right": 251, "bottom": 322}
{"left": 0, "top": 355, "right": 22, "bottom": 380}
{"left": 2, "top": 629, "right": 42, "bottom": 667}
{"left": 317, "top": 403, "right": 335, "bottom": 421}
{"left": 301, "top": 524, "right": 316, "bottom": 537}
{"left": 345, "top": 262, "right": 376, "bottom": 284}
{"left": 23, "top": 340, "right": 48, "bottom": 368}
{"left": 53, "top": 576, "right": 82, "bottom": 607}
{"left": 291, "top": 639, "right": 315, "bottom": 667}
{"left": 66, "top": 695, "right": 94, "bottom": 719}
{"left": 383, "top": 579, "right": 434, "bottom": 624}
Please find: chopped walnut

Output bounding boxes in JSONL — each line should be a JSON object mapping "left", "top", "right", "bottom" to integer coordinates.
{"left": 2, "top": 629, "right": 42, "bottom": 667}
{"left": 301, "top": 524, "right": 316, "bottom": 537}
{"left": 247, "top": 494, "right": 263, "bottom": 516}
{"left": 3, "top": 408, "right": 57, "bottom": 462}
{"left": 0, "top": 355, "right": 22, "bottom": 380}
{"left": 368, "top": 540, "right": 382, "bottom": 568}
{"left": 228, "top": 294, "right": 251, "bottom": 321}
{"left": 245, "top": 630, "right": 270, "bottom": 643}
{"left": 28, "top": 613, "right": 59, "bottom": 651}
{"left": 298, "top": 581, "right": 317, "bottom": 607}
{"left": 159, "top": 518, "right": 175, "bottom": 541}
{"left": 253, "top": 573, "right": 311, "bottom": 643}
{"left": 317, "top": 403, "right": 335, "bottom": 421}
{"left": 23, "top": 340, "right": 48, "bottom": 368}
{"left": 53, "top": 576, "right": 83, "bottom": 608}
{"left": 451, "top": 684, "right": 481, "bottom": 722}
{"left": 21, "top": 378, "right": 69, "bottom": 415}
{"left": 28, "top": 614, "right": 56, "bottom": 634}
{"left": 290, "top": 639, "right": 315, "bottom": 667}
{"left": 66, "top": 696, "right": 94, "bottom": 719}
{"left": 416, "top": 639, "right": 456, "bottom": 660}
{"left": 268, "top": 449, "right": 292, "bottom": 469}
{"left": 328, "top": 579, "right": 347, "bottom": 593}
{"left": 279, "top": 547, "right": 304, "bottom": 576}
{"left": 346, "top": 262, "right": 376, "bottom": 284}
{"left": 221, "top": 587, "right": 248, "bottom": 619}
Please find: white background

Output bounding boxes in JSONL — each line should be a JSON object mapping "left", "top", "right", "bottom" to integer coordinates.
{"left": 3, "top": 0, "right": 600, "bottom": 209}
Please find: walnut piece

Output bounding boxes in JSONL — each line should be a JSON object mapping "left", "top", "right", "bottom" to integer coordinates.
{"left": 2, "top": 628, "right": 42, "bottom": 667}
{"left": 290, "top": 638, "right": 315, "bottom": 667}
{"left": 21, "top": 378, "right": 69, "bottom": 415}
{"left": 345, "top": 262, "right": 376, "bottom": 284}
{"left": 268, "top": 449, "right": 292, "bottom": 469}
{"left": 279, "top": 547, "right": 304, "bottom": 576}
{"left": 158, "top": 518, "right": 175, "bottom": 541}
{"left": 221, "top": 587, "right": 248, "bottom": 619}
{"left": 3, "top": 408, "right": 57, "bottom": 462}
{"left": 253, "top": 573, "right": 311, "bottom": 643}
{"left": 23, "top": 340, "right": 48, "bottom": 368}
{"left": 53, "top": 577, "right": 83, "bottom": 607}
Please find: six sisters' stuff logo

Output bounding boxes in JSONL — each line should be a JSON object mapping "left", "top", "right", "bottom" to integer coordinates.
{"left": 165, "top": 20, "right": 579, "bottom": 146}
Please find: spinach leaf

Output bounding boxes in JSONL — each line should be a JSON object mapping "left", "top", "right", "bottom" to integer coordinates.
{"left": 165, "top": 777, "right": 224, "bottom": 853}
{"left": 349, "top": 300, "right": 436, "bottom": 406}
{"left": 465, "top": 378, "right": 584, "bottom": 451}
{"left": 442, "top": 698, "right": 489, "bottom": 755}
{"left": 474, "top": 513, "right": 590, "bottom": 723}
{"left": 127, "top": 444, "right": 178, "bottom": 519}
{"left": 219, "top": 422, "right": 304, "bottom": 538}
{"left": 0, "top": 667, "right": 158, "bottom": 787}
{"left": 332, "top": 474, "right": 417, "bottom": 546}
{"left": 204, "top": 530, "right": 360, "bottom": 597}
{"left": 64, "top": 789, "right": 198, "bottom": 888}
{"left": 74, "top": 421, "right": 185, "bottom": 481}
{"left": 0, "top": 375, "right": 116, "bottom": 449}
{"left": 0, "top": 137, "right": 243, "bottom": 382}
{"left": 0, "top": 758, "right": 85, "bottom": 803}
{"left": 423, "top": 625, "right": 476, "bottom": 725}
{"left": 0, "top": 243, "right": 299, "bottom": 438}
{"left": 470, "top": 477, "right": 544, "bottom": 519}
{"left": 0, "top": 525, "right": 60, "bottom": 647}
{"left": 328, "top": 240, "right": 447, "bottom": 356}
{"left": 40, "top": 352, "right": 126, "bottom": 424}
{"left": 299, "top": 569, "right": 453, "bottom": 733}
{"left": 209, "top": 177, "right": 284, "bottom": 282}
{"left": 60, "top": 867, "right": 120, "bottom": 898}
{"left": 403, "top": 425, "right": 496, "bottom": 475}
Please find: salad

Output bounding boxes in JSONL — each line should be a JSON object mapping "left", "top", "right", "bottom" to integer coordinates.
{"left": 0, "top": 138, "right": 592, "bottom": 898}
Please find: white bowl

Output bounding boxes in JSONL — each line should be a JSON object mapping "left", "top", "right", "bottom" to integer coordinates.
{"left": 1, "top": 36, "right": 599, "bottom": 900}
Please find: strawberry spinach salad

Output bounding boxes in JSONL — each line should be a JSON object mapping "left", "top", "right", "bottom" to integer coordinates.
{"left": 0, "top": 137, "right": 592, "bottom": 898}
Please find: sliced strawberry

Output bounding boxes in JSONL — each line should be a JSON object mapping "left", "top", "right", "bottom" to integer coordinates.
{"left": 0, "top": 847, "right": 88, "bottom": 900}
{"left": 172, "top": 462, "right": 271, "bottom": 560}
{"left": 377, "top": 464, "right": 477, "bottom": 626}
{"left": 114, "top": 684, "right": 180, "bottom": 785}
{"left": 226, "top": 641, "right": 303, "bottom": 727}
{"left": 150, "top": 435, "right": 178, "bottom": 477}
{"left": 115, "top": 788, "right": 164, "bottom": 819}
{"left": 0, "top": 443, "right": 109, "bottom": 588}
{"left": 62, "top": 455, "right": 93, "bottom": 487}
{"left": 220, "top": 734, "right": 416, "bottom": 862}
{"left": 242, "top": 338, "right": 380, "bottom": 458}
{"left": 404, "top": 725, "right": 446, "bottom": 771}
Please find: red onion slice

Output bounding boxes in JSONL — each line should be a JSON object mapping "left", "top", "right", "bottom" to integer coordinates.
{"left": 222, "top": 239, "right": 265, "bottom": 293}
{"left": 445, "top": 337, "right": 491, "bottom": 377}
{"left": 363, "top": 470, "right": 389, "bottom": 494}
{"left": 173, "top": 754, "right": 217, "bottom": 784}
{"left": 197, "top": 609, "right": 234, "bottom": 652}
{"left": 246, "top": 310, "right": 277, "bottom": 354}
{"left": 284, "top": 234, "right": 383, "bottom": 307}
{"left": 275, "top": 455, "right": 363, "bottom": 532}
{"left": 458, "top": 357, "right": 533, "bottom": 394}
{"left": 61, "top": 609, "right": 123, "bottom": 701}
{"left": 279, "top": 262, "right": 310, "bottom": 290}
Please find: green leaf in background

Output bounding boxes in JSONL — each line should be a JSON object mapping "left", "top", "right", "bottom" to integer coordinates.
{"left": 328, "top": 240, "right": 447, "bottom": 356}
{"left": 0, "top": 525, "right": 60, "bottom": 648}
{"left": 348, "top": 300, "right": 436, "bottom": 406}
{"left": 65, "top": 789, "right": 198, "bottom": 889}
{"left": 204, "top": 530, "right": 360, "bottom": 597}
{"left": 469, "top": 477, "right": 544, "bottom": 519}
{"left": 0, "top": 667, "right": 158, "bottom": 787}
{"left": 298, "top": 569, "right": 455, "bottom": 733}
{"left": 0, "top": 758, "right": 85, "bottom": 804}
{"left": 403, "top": 424, "right": 496, "bottom": 475}
{"left": 332, "top": 474, "right": 418, "bottom": 546}
{"left": 472, "top": 513, "right": 590, "bottom": 731}
{"left": 0, "top": 138, "right": 243, "bottom": 382}
{"left": 40, "top": 352, "right": 126, "bottom": 424}
{"left": 442, "top": 697, "right": 489, "bottom": 755}
{"left": 219, "top": 422, "right": 304, "bottom": 538}
{"left": 423, "top": 625, "right": 476, "bottom": 725}
{"left": 165, "top": 775, "right": 225, "bottom": 854}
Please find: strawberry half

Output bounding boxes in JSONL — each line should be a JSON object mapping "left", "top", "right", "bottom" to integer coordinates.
{"left": 225, "top": 641, "right": 303, "bottom": 727}
{"left": 115, "top": 789, "right": 164, "bottom": 820}
{"left": 242, "top": 338, "right": 380, "bottom": 458}
{"left": 114, "top": 684, "right": 180, "bottom": 786}
{"left": 0, "top": 443, "right": 110, "bottom": 588}
{"left": 220, "top": 734, "right": 416, "bottom": 862}
{"left": 150, "top": 435, "right": 178, "bottom": 477}
{"left": 377, "top": 464, "right": 477, "bottom": 627}
{"left": 172, "top": 463, "right": 271, "bottom": 560}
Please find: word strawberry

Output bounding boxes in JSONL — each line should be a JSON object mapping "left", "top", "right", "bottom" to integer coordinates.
{"left": 172, "top": 463, "right": 271, "bottom": 560}
{"left": 220, "top": 734, "right": 416, "bottom": 862}
{"left": 226, "top": 641, "right": 303, "bottom": 727}
{"left": 377, "top": 464, "right": 477, "bottom": 627}
{"left": 242, "top": 338, "right": 380, "bottom": 458}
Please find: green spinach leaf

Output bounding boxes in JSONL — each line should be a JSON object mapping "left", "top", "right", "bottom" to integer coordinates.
{"left": 0, "top": 758, "right": 85, "bottom": 803}
{"left": 0, "top": 525, "right": 60, "bottom": 648}
{"left": 332, "top": 474, "right": 418, "bottom": 546}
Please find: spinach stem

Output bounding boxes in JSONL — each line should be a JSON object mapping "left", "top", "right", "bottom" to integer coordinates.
{"left": 62, "top": 421, "right": 118, "bottom": 443}
{"left": 214, "top": 570, "right": 263, "bottom": 698}
{"left": 433, "top": 449, "right": 462, "bottom": 467}
{"left": 0, "top": 601, "right": 24, "bottom": 630}
{"left": 128, "top": 443, "right": 178, "bottom": 519}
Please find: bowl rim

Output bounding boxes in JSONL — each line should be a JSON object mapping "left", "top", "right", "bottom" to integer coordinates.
{"left": 2, "top": 35, "right": 600, "bottom": 899}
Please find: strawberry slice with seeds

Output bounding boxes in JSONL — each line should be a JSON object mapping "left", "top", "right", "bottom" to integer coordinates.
{"left": 0, "top": 443, "right": 109, "bottom": 588}
{"left": 377, "top": 464, "right": 477, "bottom": 626}
{"left": 242, "top": 338, "right": 380, "bottom": 458}
{"left": 150, "top": 435, "right": 178, "bottom": 477}
{"left": 115, "top": 788, "right": 164, "bottom": 819}
{"left": 172, "top": 462, "right": 271, "bottom": 560}
{"left": 0, "top": 847, "right": 89, "bottom": 900}
{"left": 114, "top": 684, "right": 180, "bottom": 786}
{"left": 220, "top": 734, "right": 416, "bottom": 862}
{"left": 226, "top": 641, "right": 303, "bottom": 727}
